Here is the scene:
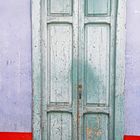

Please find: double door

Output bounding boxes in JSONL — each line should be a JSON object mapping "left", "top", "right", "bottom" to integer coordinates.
{"left": 40, "top": 0, "right": 117, "bottom": 139}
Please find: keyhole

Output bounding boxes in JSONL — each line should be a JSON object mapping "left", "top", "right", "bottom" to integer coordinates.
{"left": 78, "top": 84, "right": 82, "bottom": 99}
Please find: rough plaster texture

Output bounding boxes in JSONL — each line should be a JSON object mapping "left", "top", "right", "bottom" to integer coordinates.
{"left": 0, "top": 0, "right": 140, "bottom": 135}
{"left": 0, "top": 0, "right": 32, "bottom": 131}
{"left": 125, "top": 0, "right": 140, "bottom": 135}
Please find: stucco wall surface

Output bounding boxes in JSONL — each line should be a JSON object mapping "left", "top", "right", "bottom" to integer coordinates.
{"left": 0, "top": 0, "right": 140, "bottom": 135}
{"left": 0, "top": 0, "right": 32, "bottom": 132}
{"left": 125, "top": 0, "right": 140, "bottom": 135}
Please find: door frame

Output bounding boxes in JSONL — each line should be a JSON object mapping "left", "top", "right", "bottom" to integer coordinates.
{"left": 31, "top": 0, "right": 126, "bottom": 139}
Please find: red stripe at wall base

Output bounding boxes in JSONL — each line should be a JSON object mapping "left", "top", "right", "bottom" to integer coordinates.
{"left": 0, "top": 133, "right": 140, "bottom": 140}
{"left": 124, "top": 135, "right": 140, "bottom": 140}
{"left": 0, "top": 132, "right": 32, "bottom": 140}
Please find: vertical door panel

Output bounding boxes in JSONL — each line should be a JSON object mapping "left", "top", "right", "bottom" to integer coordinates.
{"left": 48, "top": 24, "right": 72, "bottom": 104}
{"left": 85, "top": 24, "right": 110, "bottom": 105}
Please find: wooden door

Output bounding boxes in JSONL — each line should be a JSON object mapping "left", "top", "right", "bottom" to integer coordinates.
{"left": 32, "top": 0, "right": 125, "bottom": 140}
{"left": 41, "top": 0, "right": 78, "bottom": 139}
{"left": 78, "top": 0, "right": 116, "bottom": 139}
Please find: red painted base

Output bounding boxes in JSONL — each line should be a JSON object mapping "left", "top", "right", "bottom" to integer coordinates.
{"left": 0, "top": 133, "right": 140, "bottom": 140}
{"left": 0, "top": 132, "right": 32, "bottom": 140}
{"left": 124, "top": 135, "right": 140, "bottom": 140}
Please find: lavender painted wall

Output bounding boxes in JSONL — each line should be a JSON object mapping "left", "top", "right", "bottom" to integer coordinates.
{"left": 125, "top": 0, "right": 140, "bottom": 135}
{"left": 0, "top": 0, "right": 140, "bottom": 135}
{"left": 0, "top": 0, "right": 32, "bottom": 132}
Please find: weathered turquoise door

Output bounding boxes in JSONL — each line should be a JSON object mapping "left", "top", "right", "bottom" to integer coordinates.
{"left": 32, "top": 0, "right": 125, "bottom": 140}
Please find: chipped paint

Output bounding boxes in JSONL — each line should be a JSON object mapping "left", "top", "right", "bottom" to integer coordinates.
{"left": 86, "top": 128, "right": 92, "bottom": 139}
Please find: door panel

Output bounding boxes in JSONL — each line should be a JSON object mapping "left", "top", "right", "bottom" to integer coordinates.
{"left": 85, "top": 24, "right": 110, "bottom": 105}
{"left": 85, "top": 0, "right": 110, "bottom": 16}
{"left": 48, "top": 24, "right": 72, "bottom": 104}
{"left": 84, "top": 114, "right": 108, "bottom": 140}
{"left": 48, "top": 0, "right": 72, "bottom": 15}
{"left": 48, "top": 113, "right": 72, "bottom": 140}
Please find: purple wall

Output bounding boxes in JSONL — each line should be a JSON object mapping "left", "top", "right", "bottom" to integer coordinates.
{"left": 0, "top": 0, "right": 32, "bottom": 132}
{"left": 0, "top": 0, "right": 140, "bottom": 135}
{"left": 125, "top": 0, "right": 140, "bottom": 135}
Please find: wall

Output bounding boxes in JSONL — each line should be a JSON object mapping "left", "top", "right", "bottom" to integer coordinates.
{"left": 0, "top": 0, "right": 140, "bottom": 136}
{"left": 0, "top": 0, "right": 32, "bottom": 132}
{"left": 125, "top": 0, "right": 140, "bottom": 135}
